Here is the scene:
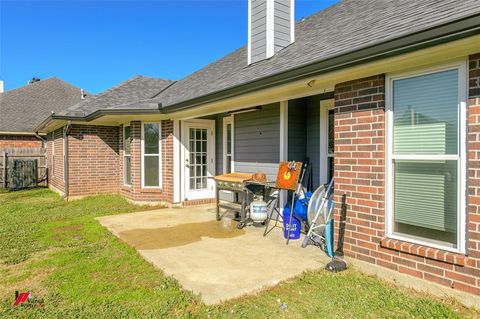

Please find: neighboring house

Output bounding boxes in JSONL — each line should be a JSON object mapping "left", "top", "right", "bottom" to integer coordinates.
{"left": 35, "top": 1, "right": 480, "bottom": 296}
{"left": 0, "top": 77, "right": 88, "bottom": 150}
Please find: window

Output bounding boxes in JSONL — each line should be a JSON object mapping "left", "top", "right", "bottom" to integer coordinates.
{"left": 51, "top": 132, "right": 55, "bottom": 177}
{"left": 327, "top": 108, "right": 334, "bottom": 182}
{"left": 123, "top": 126, "right": 131, "bottom": 186}
{"left": 142, "top": 123, "right": 161, "bottom": 188}
{"left": 223, "top": 116, "right": 233, "bottom": 173}
{"left": 63, "top": 127, "right": 67, "bottom": 182}
{"left": 386, "top": 62, "right": 466, "bottom": 253}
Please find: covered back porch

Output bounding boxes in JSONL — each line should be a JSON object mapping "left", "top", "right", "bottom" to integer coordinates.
{"left": 174, "top": 92, "right": 336, "bottom": 204}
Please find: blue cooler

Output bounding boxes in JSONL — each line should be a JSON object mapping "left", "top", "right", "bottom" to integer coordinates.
{"left": 283, "top": 206, "right": 301, "bottom": 239}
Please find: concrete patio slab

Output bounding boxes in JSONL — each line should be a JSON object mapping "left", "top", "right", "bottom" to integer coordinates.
{"left": 97, "top": 206, "right": 329, "bottom": 305}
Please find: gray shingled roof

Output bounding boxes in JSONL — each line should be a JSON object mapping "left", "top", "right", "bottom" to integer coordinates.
{"left": 58, "top": 75, "right": 174, "bottom": 117}
{"left": 152, "top": 0, "right": 480, "bottom": 108}
{"left": 0, "top": 78, "right": 88, "bottom": 133}
{"left": 57, "top": 0, "right": 480, "bottom": 118}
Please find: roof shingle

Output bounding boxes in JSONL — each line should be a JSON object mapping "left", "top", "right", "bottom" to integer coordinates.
{"left": 57, "top": 0, "right": 480, "bottom": 118}
{"left": 0, "top": 78, "right": 88, "bottom": 133}
{"left": 58, "top": 75, "right": 174, "bottom": 117}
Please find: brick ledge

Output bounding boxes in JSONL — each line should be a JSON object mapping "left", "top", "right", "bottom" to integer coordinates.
{"left": 380, "top": 238, "right": 467, "bottom": 266}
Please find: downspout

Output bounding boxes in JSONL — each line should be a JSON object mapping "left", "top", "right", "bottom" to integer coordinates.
{"left": 34, "top": 132, "right": 47, "bottom": 148}
{"left": 64, "top": 121, "right": 71, "bottom": 199}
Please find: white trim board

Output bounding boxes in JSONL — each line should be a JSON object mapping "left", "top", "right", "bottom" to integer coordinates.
{"left": 222, "top": 116, "right": 234, "bottom": 174}
{"left": 173, "top": 120, "right": 181, "bottom": 203}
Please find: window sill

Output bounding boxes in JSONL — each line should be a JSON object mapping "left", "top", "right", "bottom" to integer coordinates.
{"left": 140, "top": 188, "right": 163, "bottom": 193}
{"left": 380, "top": 238, "right": 466, "bottom": 266}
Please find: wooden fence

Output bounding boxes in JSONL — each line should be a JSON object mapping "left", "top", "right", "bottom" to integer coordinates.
{"left": 0, "top": 147, "right": 47, "bottom": 189}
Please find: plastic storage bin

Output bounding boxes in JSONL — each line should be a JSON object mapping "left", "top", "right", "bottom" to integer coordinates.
{"left": 283, "top": 207, "right": 301, "bottom": 239}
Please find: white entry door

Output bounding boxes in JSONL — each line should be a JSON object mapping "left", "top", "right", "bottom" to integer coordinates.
{"left": 182, "top": 120, "right": 215, "bottom": 200}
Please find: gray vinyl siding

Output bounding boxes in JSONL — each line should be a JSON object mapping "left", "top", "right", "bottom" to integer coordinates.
{"left": 250, "top": 0, "right": 267, "bottom": 63}
{"left": 306, "top": 97, "right": 321, "bottom": 189}
{"left": 215, "top": 114, "right": 225, "bottom": 175}
{"left": 285, "top": 94, "right": 330, "bottom": 190}
{"left": 288, "top": 98, "right": 307, "bottom": 162}
{"left": 234, "top": 102, "right": 280, "bottom": 180}
{"left": 274, "top": 0, "right": 291, "bottom": 53}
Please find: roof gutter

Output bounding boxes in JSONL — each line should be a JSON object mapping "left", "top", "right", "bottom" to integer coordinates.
{"left": 161, "top": 13, "right": 480, "bottom": 114}
{"left": 0, "top": 131, "right": 47, "bottom": 136}
{"left": 35, "top": 107, "right": 164, "bottom": 132}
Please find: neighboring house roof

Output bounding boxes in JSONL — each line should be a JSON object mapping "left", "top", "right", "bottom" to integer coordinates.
{"left": 44, "top": 0, "right": 480, "bottom": 122}
{"left": 0, "top": 77, "right": 89, "bottom": 133}
{"left": 58, "top": 75, "right": 174, "bottom": 117}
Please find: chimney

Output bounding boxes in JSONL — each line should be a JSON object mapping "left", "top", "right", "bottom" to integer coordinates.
{"left": 0, "top": 81, "right": 3, "bottom": 93}
{"left": 248, "top": 0, "right": 294, "bottom": 65}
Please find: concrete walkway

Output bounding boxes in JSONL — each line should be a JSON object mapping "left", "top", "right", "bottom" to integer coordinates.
{"left": 97, "top": 206, "right": 329, "bottom": 305}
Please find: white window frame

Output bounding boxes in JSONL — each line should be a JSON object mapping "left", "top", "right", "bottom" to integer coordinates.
{"left": 141, "top": 122, "right": 162, "bottom": 189}
{"left": 51, "top": 132, "right": 55, "bottom": 177}
{"left": 63, "top": 127, "right": 67, "bottom": 182}
{"left": 385, "top": 60, "right": 467, "bottom": 254}
{"left": 223, "top": 116, "right": 234, "bottom": 173}
{"left": 320, "top": 99, "right": 335, "bottom": 185}
{"left": 123, "top": 125, "right": 132, "bottom": 186}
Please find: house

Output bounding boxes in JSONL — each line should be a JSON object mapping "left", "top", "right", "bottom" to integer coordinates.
{"left": 35, "top": 0, "right": 480, "bottom": 296}
{"left": 0, "top": 77, "right": 88, "bottom": 151}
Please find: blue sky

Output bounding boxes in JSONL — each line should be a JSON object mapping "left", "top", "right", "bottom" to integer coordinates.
{"left": 1, "top": 0, "right": 338, "bottom": 94}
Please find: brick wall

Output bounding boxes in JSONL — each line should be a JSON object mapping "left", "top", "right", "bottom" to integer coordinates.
{"left": 334, "top": 63, "right": 480, "bottom": 296}
{"left": 46, "top": 128, "right": 65, "bottom": 193}
{"left": 68, "top": 124, "right": 120, "bottom": 196}
{"left": 466, "top": 53, "right": 480, "bottom": 294}
{"left": 119, "top": 120, "right": 174, "bottom": 203}
{"left": 0, "top": 135, "right": 43, "bottom": 149}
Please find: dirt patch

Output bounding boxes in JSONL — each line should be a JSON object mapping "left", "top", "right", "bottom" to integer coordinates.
{"left": 0, "top": 249, "right": 57, "bottom": 300}
{"left": 118, "top": 219, "right": 245, "bottom": 250}
{"left": 52, "top": 225, "right": 83, "bottom": 241}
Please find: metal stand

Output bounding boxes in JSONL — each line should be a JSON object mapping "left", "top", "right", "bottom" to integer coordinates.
{"left": 215, "top": 185, "right": 248, "bottom": 229}
{"left": 262, "top": 192, "right": 281, "bottom": 236}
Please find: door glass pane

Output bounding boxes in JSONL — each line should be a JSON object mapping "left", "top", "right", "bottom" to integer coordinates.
{"left": 227, "top": 123, "right": 232, "bottom": 154}
{"left": 393, "top": 69, "right": 458, "bottom": 155}
{"left": 189, "top": 127, "right": 208, "bottom": 190}
{"left": 124, "top": 156, "right": 131, "bottom": 185}
{"left": 327, "top": 156, "right": 334, "bottom": 182}
{"left": 226, "top": 155, "right": 232, "bottom": 173}
{"left": 394, "top": 160, "right": 457, "bottom": 246}
{"left": 144, "top": 124, "right": 160, "bottom": 154}
{"left": 124, "top": 126, "right": 131, "bottom": 155}
{"left": 328, "top": 109, "right": 334, "bottom": 155}
{"left": 144, "top": 156, "right": 159, "bottom": 187}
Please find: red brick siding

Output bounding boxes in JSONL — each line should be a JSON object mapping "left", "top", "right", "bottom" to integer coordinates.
{"left": 68, "top": 125, "right": 120, "bottom": 196}
{"left": 467, "top": 53, "right": 480, "bottom": 293}
{"left": 0, "top": 135, "right": 43, "bottom": 149}
{"left": 46, "top": 128, "right": 65, "bottom": 193}
{"left": 120, "top": 120, "right": 174, "bottom": 203}
{"left": 334, "top": 59, "right": 480, "bottom": 296}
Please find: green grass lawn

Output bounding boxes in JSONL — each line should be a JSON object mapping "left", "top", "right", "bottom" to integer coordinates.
{"left": 0, "top": 188, "right": 478, "bottom": 318}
